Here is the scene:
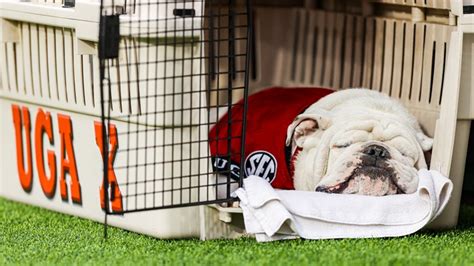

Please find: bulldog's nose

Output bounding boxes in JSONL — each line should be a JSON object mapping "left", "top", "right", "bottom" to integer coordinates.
{"left": 363, "top": 144, "right": 390, "bottom": 159}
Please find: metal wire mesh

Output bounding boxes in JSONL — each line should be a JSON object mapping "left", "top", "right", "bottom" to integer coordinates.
{"left": 98, "top": 0, "right": 251, "bottom": 214}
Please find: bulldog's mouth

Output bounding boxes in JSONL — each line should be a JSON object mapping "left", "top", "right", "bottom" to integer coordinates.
{"left": 315, "top": 165, "right": 404, "bottom": 196}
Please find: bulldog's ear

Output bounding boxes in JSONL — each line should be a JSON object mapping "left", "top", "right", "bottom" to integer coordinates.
{"left": 286, "top": 111, "right": 332, "bottom": 147}
{"left": 416, "top": 132, "right": 433, "bottom": 152}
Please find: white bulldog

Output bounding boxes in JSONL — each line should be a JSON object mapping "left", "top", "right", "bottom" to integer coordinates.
{"left": 286, "top": 88, "right": 433, "bottom": 196}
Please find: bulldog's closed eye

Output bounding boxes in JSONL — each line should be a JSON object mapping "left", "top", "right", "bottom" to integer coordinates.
{"left": 333, "top": 143, "right": 351, "bottom": 149}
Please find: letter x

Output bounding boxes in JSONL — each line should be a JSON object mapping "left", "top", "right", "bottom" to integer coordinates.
{"left": 94, "top": 122, "right": 123, "bottom": 213}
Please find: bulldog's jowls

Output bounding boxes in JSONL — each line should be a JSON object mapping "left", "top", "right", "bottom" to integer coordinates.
{"left": 286, "top": 89, "right": 433, "bottom": 196}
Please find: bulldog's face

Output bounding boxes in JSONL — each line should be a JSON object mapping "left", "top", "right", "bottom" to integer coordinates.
{"left": 288, "top": 112, "right": 432, "bottom": 196}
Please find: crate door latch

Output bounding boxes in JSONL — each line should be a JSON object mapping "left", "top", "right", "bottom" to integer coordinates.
{"left": 99, "top": 15, "right": 120, "bottom": 60}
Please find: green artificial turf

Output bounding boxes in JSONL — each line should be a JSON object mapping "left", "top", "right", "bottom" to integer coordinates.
{"left": 0, "top": 198, "right": 473, "bottom": 265}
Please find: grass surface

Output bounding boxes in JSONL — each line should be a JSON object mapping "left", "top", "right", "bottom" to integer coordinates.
{"left": 0, "top": 198, "right": 473, "bottom": 265}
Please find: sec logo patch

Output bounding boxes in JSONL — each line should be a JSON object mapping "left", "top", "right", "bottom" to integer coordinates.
{"left": 245, "top": 151, "right": 277, "bottom": 183}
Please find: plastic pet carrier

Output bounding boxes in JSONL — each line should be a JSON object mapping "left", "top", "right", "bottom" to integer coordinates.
{"left": 0, "top": 0, "right": 473, "bottom": 240}
{"left": 0, "top": 0, "right": 251, "bottom": 238}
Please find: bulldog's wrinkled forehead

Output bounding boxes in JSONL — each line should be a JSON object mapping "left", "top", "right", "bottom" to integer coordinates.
{"left": 330, "top": 111, "right": 420, "bottom": 140}
{"left": 328, "top": 118, "right": 421, "bottom": 158}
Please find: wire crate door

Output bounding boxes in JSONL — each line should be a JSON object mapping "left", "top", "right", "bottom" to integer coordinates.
{"left": 98, "top": 0, "right": 251, "bottom": 214}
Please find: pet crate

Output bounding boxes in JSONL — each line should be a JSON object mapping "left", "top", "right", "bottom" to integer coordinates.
{"left": 0, "top": 0, "right": 251, "bottom": 238}
{"left": 0, "top": 0, "right": 473, "bottom": 240}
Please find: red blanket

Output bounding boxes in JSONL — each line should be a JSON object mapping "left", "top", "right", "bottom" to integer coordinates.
{"left": 209, "top": 87, "right": 333, "bottom": 189}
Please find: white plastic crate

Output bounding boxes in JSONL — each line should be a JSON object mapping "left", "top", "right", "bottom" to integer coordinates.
{"left": 0, "top": 0, "right": 226, "bottom": 238}
{"left": 1, "top": 0, "right": 473, "bottom": 240}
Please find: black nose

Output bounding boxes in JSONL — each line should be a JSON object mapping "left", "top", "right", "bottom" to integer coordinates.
{"left": 363, "top": 144, "right": 390, "bottom": 159}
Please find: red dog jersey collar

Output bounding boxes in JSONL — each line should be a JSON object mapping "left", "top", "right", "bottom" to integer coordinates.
{"left": 209, "top": 87, "right": 333, "bottom": 190}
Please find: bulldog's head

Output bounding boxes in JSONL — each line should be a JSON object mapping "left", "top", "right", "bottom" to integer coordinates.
{"left": 286, "top": 90, "right": 433, "bottom": 196}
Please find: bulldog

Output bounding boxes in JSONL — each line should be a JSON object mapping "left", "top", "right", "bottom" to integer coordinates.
{"left": 287, "top": 88, "right": 433, "bottom": 195}
{"left": 210, "top": 87, "right": 432, "bottom": 197}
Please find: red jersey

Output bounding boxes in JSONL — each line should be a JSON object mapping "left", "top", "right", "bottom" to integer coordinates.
{"left": 209, "top": 87, "right": 333, "bottom": 189}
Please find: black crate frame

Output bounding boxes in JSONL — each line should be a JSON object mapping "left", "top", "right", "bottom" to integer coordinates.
{"left": 98, "top": 0, "right": 252, "bottom": 217}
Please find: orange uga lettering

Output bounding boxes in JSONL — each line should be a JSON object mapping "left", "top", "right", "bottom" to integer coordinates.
{"left": 12, "top": 105, "right": 33, "bottom": 192}
{"left": 94, "top": 122, "right": 123, "bottom": 213}
{"left": 12, "top": 104, "right": 82, "bottom": 204}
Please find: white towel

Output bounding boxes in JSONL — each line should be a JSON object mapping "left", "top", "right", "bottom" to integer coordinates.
{"left": 233, "top": 169, "right": 453, "bottom": 242}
